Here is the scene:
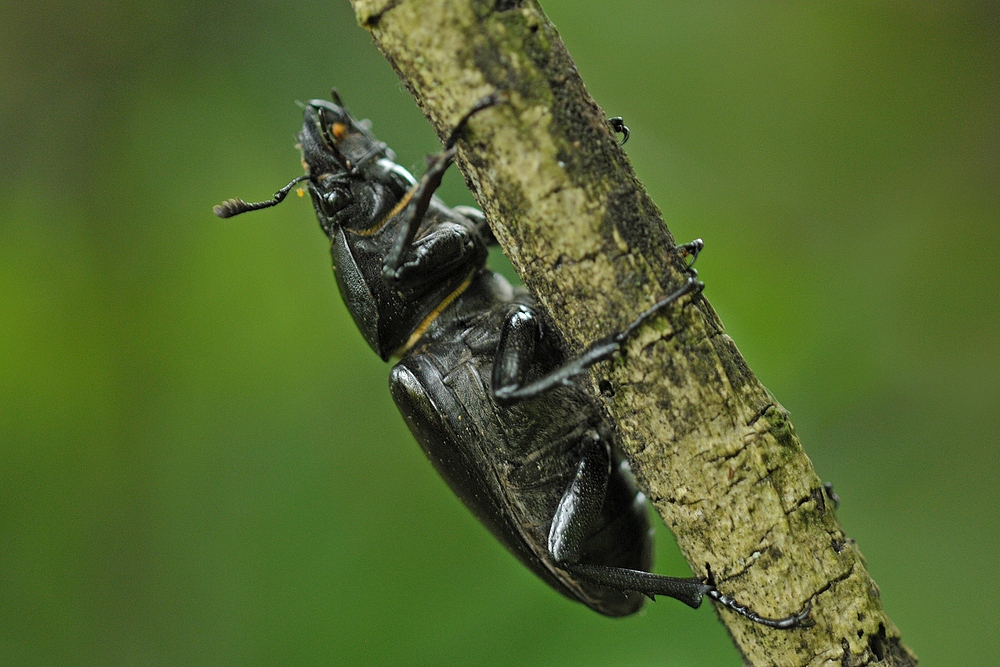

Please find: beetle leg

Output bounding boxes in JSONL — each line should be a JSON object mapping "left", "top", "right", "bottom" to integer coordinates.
{"left": 547, "top": 432, "right": 611, "bottom": 566}
{"left": 491, "top": 305, "right": 544, "bottom": 403}
{"left": 492, "top": 243, "right": 705, "bottom": 402}
{"left": 608, "top": 117, "right": 630, "bottom": 145}
{"left": 383, "top": 94, "right": 501, "bottom": 283}
{"left": 706, "top": 588, "right": 813, "bottom": 629}
{"left": 569, "top": 564, "right": 710, "bottom": 609}
{"left": 452, "top": 205, "right": 498, "bottom": 247}
{"left": 548, "top": 437, "right": 711, "bottom": 609}
{"left": 381, "top": 148, "right": 458, "bottom": 284}
{"left": 542, "top": 380, "right": 812, "bottom": 627}
{"left": 386, "top": 222, "right": 487, "bottom": 299}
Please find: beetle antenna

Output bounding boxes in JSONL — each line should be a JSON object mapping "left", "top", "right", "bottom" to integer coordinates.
{"left": 213, "top": 175, "right": 310, "bottom": 218}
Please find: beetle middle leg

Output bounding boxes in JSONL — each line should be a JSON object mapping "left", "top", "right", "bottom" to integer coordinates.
{"left": 491, "top": 240, "right": 705, "bottom": 403}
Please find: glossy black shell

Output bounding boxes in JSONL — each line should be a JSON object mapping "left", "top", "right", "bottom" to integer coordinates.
{"left": 390, "top": 272, "right": 654, "bottom": 616}
{"left": 299, "top": 99, "right": 655, "bottom": 616}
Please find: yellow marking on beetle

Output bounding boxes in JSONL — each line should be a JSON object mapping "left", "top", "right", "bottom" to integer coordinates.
{"left": 396, "top": 270, "right": 476, "bottom": 356}
{"left": 351, "top": 187, "right": 415, "bottom": 237}
{"left": 296, "top": 188, "right": 305, "bottom": 198}
{"left": 332, "top": 123, "right": 348, "bottom": 139}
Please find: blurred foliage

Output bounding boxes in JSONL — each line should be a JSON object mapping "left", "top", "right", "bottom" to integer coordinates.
{"left": 1, "top": 1, "right": 997, "bottom": 665}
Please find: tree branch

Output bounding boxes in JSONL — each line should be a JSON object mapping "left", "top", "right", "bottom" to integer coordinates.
{"left": 348, "top": 0, "right": 917, "bottom": 664}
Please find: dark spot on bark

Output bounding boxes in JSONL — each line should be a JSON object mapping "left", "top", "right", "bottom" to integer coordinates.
{"left": 472, "top": 39, "right": 529, "bottom": 99}
{"left": 673, "top": 401, "right": 700, "bottom": 439}
{"left": 494, "top": 0, "right": 521, "bottom": 11}
{"left": 602, "top": 183, "right": 674, "bottom": 268}
{"left": 878, "top": 635, "right": 915, "bottom": 665}
{"left": 832, "top": 537, "right": 847, "bottom": 553}
{"left": 684, "top": 345, "right": 716, "bottom": 388}
{"left": 598, "top": 379, "right": 614, "bottom": 397}
{"left": 659, "top": 353, "right": 682, "bottom": 387}
{"left": 717, "top": 341, "right": 753, "bottom": 394}
{"left": 812, "top": 486, "right": 826, "bottom": 513}
{"left": 841, "top": 638, "right": 854, "bottom": 667}
{"left": 767, "top": 411, "right": 797, "bottom": 451}
{"left": 361, "top": 0, "right": 402, "bottom": 27}
{"left": 869, "top": 624, "right": 888, "bottom": 661}
{"left": 857, "top": 612, "right": 865, "bottom": 622}
{"left": 489, "top": 174, "right": 529, "bottom": 226}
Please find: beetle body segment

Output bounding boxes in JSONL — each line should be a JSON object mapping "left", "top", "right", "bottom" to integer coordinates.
{"left": 389, "top": 271, "right": 652, "bottom": 616}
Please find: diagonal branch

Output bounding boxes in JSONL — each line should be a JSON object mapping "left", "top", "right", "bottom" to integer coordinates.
{"left": 348, "top": 0, "right": 917, "bottom": 664}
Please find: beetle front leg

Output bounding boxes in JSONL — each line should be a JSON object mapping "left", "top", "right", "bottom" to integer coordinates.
{"left": 387, "top": 223, "right": 487, "bottom": 300}
{"left": 382, "top": 148, "right": 457, "bottom": 284}
{"left": 383, "top": 93, "right": 501, "bottom": 283}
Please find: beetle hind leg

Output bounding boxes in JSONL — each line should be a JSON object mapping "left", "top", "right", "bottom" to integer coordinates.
{"left": 566, "top": 563, "right": 710, "bottom": 609}
{"left": 548, "top": 437, "right": 710, "bottom": 610}
{"left": 549, "top": 436, "right": 811, "bottom": 628}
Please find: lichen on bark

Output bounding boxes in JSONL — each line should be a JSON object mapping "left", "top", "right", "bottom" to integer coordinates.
{"left": 348, "top": 1, "right": 917, "bottom": 664}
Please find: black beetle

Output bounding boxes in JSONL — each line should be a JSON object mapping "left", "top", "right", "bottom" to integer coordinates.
{"left": 215, "top": 90, "right": 809, "bottom": 627}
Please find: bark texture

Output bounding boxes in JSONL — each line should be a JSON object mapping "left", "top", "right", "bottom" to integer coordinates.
{"left": 348, "top": 1, "right": 917, "bottom": 665}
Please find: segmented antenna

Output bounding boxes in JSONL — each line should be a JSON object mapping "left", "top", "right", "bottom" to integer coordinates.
{"left": 213, "top": 175, "right": 310, "bottom": 218}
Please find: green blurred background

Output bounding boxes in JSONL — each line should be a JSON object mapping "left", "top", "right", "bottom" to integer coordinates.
{"left": 2, "top": 1, "right": 996, "bottom": 664}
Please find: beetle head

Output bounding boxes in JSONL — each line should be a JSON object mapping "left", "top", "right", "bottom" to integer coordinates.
{"left": 299, "top": 96, "right": 394, "bottom": 178}
{"left": 213, "top": 91, "right": 400, "bottom": 222}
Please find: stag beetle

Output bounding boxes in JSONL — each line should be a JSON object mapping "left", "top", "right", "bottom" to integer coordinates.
{"left": 215, "top": 90, "right": 810, "bottom": 627}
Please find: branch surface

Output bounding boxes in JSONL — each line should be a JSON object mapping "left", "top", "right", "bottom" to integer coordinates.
{"left": 348, "top": 1, "right": 917, "bottom": 664}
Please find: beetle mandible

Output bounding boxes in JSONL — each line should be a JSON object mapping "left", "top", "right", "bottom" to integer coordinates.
{"left": 215, "top": 90, "right": 810, "bottom": 627}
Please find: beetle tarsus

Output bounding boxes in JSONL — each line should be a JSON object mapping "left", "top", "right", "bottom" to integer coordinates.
{"left": 445, "top": 91, "right": 503, "bottom": 150}
{"left": 676, "top": 238, "right": 704, "bottom": 266}
{"left": 706, "top": 588, "right": 812, "bottom": 629}
{"left": 608, "top": 116, "right": 630, "bottom": 145}
{"left": 823, "top": 482, "right": 841, "bottom": 509}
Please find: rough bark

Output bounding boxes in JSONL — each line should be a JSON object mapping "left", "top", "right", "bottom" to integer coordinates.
{"left": 347, "top": 1, "right": 917, "bottom": 665}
